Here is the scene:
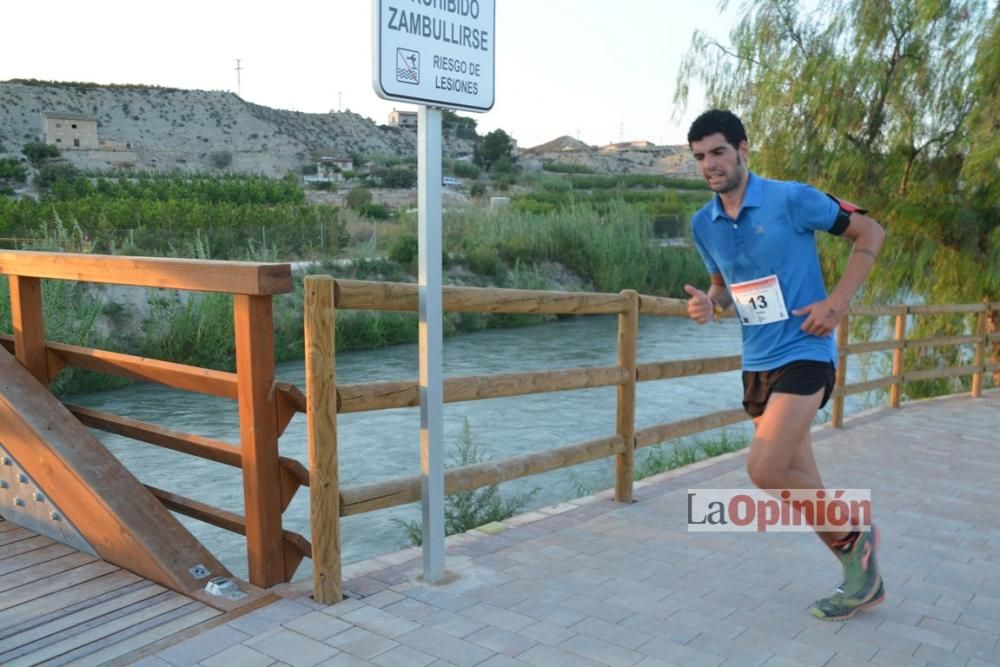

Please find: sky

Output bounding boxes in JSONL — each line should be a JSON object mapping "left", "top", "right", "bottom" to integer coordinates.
{"left": 1, "top": 1, "right": 739, "bottom": 149}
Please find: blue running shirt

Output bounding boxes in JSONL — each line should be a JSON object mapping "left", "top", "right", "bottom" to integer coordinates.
{"left": 691, "top": 172, "right": 840, "bottom": 371}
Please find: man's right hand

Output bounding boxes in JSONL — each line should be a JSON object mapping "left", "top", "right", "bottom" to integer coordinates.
{"left": 684, "top": 284, "right": 714, "bottom": 324}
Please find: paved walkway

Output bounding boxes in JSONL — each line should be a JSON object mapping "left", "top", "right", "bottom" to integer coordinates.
{"left": 137, "top": 390, "right": 1000, "bottom": 667}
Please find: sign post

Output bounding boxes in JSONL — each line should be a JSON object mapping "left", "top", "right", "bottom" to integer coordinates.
{"left": 373, "top": 0, "right": 495, "bottom": 583}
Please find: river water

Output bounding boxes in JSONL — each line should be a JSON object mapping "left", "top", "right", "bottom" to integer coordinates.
{"left": 69, "top": 315, "right": 880, "bottom": 580}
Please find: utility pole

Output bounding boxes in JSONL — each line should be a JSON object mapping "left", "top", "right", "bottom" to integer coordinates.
{"left": 235, "top": 59, "right": 243, "bottom": 98}
{"left": 619, "top": 120, "right": 624, "bottom": 143}
{"left": 338, "top": 91, "right": 343, "bottom": 111}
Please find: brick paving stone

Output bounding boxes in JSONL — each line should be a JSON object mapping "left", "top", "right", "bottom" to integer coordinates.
{"left": 228, "top": 599, "right": 314, "bottom": 636}
{"left": 324, "top": 627, "right": 399, "bottom": 661}
{"left": 620, "top": 612, "right": 702, "bottom": 645}
{"left": 339, "top": 605, "right": 421, "bottom": 639}
{"left": 518, "top": 620, "right": 577, "bottom": 646}
{"left": 199, "top": 644, "right": 277, "bottom": 667}
{"left": 381, "top": 597, "right": 439, "bottom": 620}
{"left": 685, "top": 630, "right": 773, "bottom": 666}
{"left": 418, "top": 609, "right": 487, "bottom": 638}
{"left": 506, "top": 598, "right": 587, "bottom": 627}
{"left": 246, "top": 629, "right": 340, "bottom": 667}
{"left": 556, "top": 633, "right": 645, "bottom": 667}
{"left": 362, "top": 590, "right": 406, "bottom": 609}
{"left": 403, "top": 588, "right": 477, "bottom": 612}
{"left": 369, "top": 644, "right": 437, "bottom": 667}
{"left": 911, "top": 643, "right": 971, "bottom": 667}
{"left": 474, "top": 657, "right": 529, "bottom": 667}
{"left": 554, "top": 594, "right": 634, "bottom": 624}
{"left": 868, "top": 648, "right": 930, "bottom": 667}
{"left": 131, "top": 658, "right": 173, "bottom": 667}
{"left": 283, "top": 611, "right": 353, "bottom": 641}
{"left": 158, "top": 624, "right": 250, "bottom": 666}
{"left": 395, "top": 627, "right": 496, "bottom": 667}
{"left": 567, "top": 617, "right": 651, "bottom": 650}
{"left": 465, "top": 625, "right": 537, "bottom": 656}
{"left": 517, "top": 644, "right": 605, "bottom": 667}
{"left": 459, "top": 602, "right": 536, "bottom": 633}
{"left": 314, "top": 653, "right": 381, "bottom": 667}
{"left": 636, "top": 637, "right": 726, "bottom": 667}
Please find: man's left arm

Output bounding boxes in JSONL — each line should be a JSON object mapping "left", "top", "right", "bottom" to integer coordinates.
{"left": 793, "top": 212, "right": 886, "bottom": 337}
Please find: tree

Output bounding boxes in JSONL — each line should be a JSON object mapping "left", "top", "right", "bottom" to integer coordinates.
{"left": 443, "top": 110, "right": 478, "bottom": 139}
{"left": 22, "top": 141, "right": 59, "bottom": 166}
{"left": 676, "top": 0, "right": 1000, "bottom": 391}
{"left": 345, "top": 186, "right": 373, "bottom": 210}
{"left": 474, "top": 129, "right": 517, "bottom": 173}
{"left": 0, "top": 158, "right": 27, "bottom": 184}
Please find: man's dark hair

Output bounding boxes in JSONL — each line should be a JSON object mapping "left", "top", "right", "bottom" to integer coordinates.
{"left": 687, "top": 109, "right": 748, "bottom": 149}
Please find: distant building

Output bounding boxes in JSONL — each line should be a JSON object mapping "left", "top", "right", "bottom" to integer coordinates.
{"left": 41, "top": 112, "right": 99, "bottom": 149}
{"left": 388, "top": 109, "right": 417, "bottom": 129}
{"left": 305, "top": 156, "right": 356, "bottom": 185}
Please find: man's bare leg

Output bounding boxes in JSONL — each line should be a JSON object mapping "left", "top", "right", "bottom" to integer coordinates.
{"left": 747, "top": 390, "right": 849, "bottom": 544}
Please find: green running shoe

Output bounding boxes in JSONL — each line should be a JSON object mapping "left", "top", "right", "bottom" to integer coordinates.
{"left": 809, "top": 526, "right": 883, "bottom": 621}
{"left": 809, "top": 577, "right": 885, "bottom": 621}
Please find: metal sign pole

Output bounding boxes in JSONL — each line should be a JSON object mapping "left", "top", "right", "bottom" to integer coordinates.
{"left": 417, "top": 104, "right": 445, "bottom": 582}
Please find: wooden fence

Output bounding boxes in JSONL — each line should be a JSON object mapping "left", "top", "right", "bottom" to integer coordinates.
{"left": 0, "top": 250, "right": 308, "bottom": 589}
{"left": 304, "top": 276, "right": 999, "bottom": 603}
{"left": 0, "top": 250, "right": 996, "bottom": 602}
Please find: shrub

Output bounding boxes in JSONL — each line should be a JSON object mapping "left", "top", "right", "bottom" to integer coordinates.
{"left": 0, "top": 158, "right": 27, "bottom": 183}
{"left": 469, "top": 181, "right": 486, "bottom": 197}
{"left": 210, "top": 151, "right": 233, "bottom": 169}
{"left": 35, "top": 163, "right": 83, "bottom": 190}
{"left": 452, "top": 161, "right": 481, "bottom": 179}
{"left": 393, "top": 419, "right": 538, "bottom": 546}
{"left": 22, "top": 141, "right": 59, "bottom": 165}
{"left": 466, "top": 246, "right": 503, "bottom": 278}
{"left": 389, "top": 232, "right": 419, "bottom": 265}
{"left": 542, "top": 162, "right": 594, "bottom": 174}
{"left": 377, "top": 166, "right": 416, "bottom": 189}
{"left": 345, "top": 186, "right": 373, "bottom": 210}
{"left": 359, "top": 202, "right": 390, "bottom": 219}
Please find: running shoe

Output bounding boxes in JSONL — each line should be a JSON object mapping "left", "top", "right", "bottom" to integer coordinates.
{"left": 809, "top": 526, "right": 883, "bottom": 621}
{"left": 809, "top": 577, "right": 885, "bottom": 621}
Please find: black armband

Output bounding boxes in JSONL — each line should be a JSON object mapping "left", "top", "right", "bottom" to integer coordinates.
{"left": 825, "top": 194, "right": 868, "bottom": 236}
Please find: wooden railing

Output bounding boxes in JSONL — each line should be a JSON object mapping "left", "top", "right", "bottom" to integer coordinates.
{"left": 1, "top": 250, "right": 995, "bottom": 601}
{"left": 829, "top": 302, "right": 1000, "bottom": 425}
{"left": 305, "top": 277, "right": 999, "bottom": 603}
{"left": 0, "top": 250, "right": 308, "bottom": 589}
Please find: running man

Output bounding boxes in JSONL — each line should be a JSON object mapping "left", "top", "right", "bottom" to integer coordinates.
{"left": 683, "top": 109, "right": 886, "bottom": 621}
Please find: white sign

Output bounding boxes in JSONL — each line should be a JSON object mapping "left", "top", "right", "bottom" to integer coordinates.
{"left": 373, "top": 0, "right": 495, "bottom": 112}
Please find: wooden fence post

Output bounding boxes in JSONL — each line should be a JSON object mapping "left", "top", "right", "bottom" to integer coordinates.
{"left": 305, "top": 276, "right": 341, "bottom": 603}
{"left": 9, "top": 276, "right": 49, "bottom": 384}
{"left": 831, "top": 315, "right": 849, "bottom": 428}
{"left": 233, "top": 293, "right": 286, "bottom": 587}
{"left": 890, "top": 306, "right": 907, "bottom": 408}
{"left": 615, "top": 290, "right": 638, "bottom": 503}
{"left": 972, "top": 300, "right": 988, "bottom": 398}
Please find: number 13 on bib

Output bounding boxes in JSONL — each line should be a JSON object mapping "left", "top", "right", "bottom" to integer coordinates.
{"left": 730, "top": 274, "right": 788, "bottom": 325}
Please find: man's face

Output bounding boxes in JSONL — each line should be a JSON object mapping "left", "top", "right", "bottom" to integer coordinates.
{"left": 690, "top": 133, "right": 748, "bottom": 194}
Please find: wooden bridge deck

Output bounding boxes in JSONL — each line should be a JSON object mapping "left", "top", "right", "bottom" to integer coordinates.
{"left": 7, "top": 390, "right": 1000, "bottom": 666}
{"left": 0, "top": 519, "right": 226, "bottom": 666}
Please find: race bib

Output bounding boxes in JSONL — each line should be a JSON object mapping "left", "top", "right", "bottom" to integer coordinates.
{"left": 730, "top": 274, "right": 788, "bottom": 326}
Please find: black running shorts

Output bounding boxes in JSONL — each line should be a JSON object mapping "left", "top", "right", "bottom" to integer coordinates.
{"left": 741, "top": 360, "right": 836, "bottom": 418}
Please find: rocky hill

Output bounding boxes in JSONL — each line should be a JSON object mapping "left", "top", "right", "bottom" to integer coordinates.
{"left": 0, "top": 80, "right": 700, "bottom": 179}
{"left": 519, "top": 136, "right": 699, "bottom": 178}
{"left": 0, "top": 80, "right": 474, "bottom": 176}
